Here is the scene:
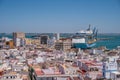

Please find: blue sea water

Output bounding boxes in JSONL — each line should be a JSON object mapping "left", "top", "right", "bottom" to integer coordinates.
{"left": 95, "top": 33, "right": 120, "bottom": 49}
{"left": 0, "top": 33, "right": 120, "bottom": 50}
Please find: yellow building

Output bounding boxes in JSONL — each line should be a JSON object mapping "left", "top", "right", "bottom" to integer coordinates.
{"left": 31, "top": 39, "right": 40, "bottom": 45}
{"left": 6, "top": 40, "right": 14, "bottom": 49}
{"left": 25, "top": 38, "right": 32, "bottom": 45}
{"left": 25, "top": 38, "right": 40, "bottom": 45}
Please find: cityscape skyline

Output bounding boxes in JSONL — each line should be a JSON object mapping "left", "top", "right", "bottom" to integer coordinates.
{"left": 0, "top": 1, "right": 120, "bottom": 79}
{"left": 0, "top": 0, "right": 120, "bottom": 33}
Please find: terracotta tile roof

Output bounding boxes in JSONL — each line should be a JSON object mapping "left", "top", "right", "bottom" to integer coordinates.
{"left": 34, "top": 68, "right": 44, "bottom": 75}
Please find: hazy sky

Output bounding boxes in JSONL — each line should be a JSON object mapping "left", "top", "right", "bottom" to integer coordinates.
{"left": 0, "top": 0, "right": 120, "bottom": 33}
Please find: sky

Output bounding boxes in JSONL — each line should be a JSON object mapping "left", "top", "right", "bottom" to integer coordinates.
{"left": 0, "top": 0, "right": 120, "bottom": 33}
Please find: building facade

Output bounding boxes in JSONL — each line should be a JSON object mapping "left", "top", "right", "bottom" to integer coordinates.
{"left": 13, "top": 32, "right": 25, "bottom": 47}
{"left": 55, "top": 39, "right": 71, "bottom": 51}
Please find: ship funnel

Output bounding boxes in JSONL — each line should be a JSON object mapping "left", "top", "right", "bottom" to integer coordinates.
{"left": 95, "top": 29, "right": 98, "bottom": 39}
{"left": 87, "top": 24, "right": 91, "bottom": 31}
{"left": 93, "top": 27, "right": 96, "bottom": 34}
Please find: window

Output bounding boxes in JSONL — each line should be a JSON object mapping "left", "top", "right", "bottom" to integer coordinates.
{"left": 13, "top": 76, "right": 15, "bottom": 79}
{"left": 95, "top": 68, "right": 98, "bottom": 71}
{"left": 6, "top": 76, "right": 8, "bottom": 79}
{"left": 11, "top": 76, "right": 12, "bottom": 79}
{"left": 106, "top": 66, "right": 108, "bottom": 70}
{"left": 116, "top": 75, "right": 120, "bottom": 78}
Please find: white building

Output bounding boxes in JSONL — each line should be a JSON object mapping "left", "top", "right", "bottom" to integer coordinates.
{"left": 111, "top": 71, "right": 120, "bottom": 80}
{"left": 103, "top": 54, "right": 119, "bottom": 79}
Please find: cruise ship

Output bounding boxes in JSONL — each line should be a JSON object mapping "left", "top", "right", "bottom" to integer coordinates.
{"left": 72, "top": 25, "right": 98, "bottom": 49}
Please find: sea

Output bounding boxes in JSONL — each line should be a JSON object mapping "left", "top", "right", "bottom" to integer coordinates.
{"left": 0, "top": 33, "right": 120, "bottom": 50}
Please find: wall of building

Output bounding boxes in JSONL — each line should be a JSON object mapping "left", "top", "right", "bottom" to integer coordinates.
{"left": 55, "top": 40, "right": 71, "bottom": 51}
{"left": 13, "top": 32, "right": 25, "bottom": 47}
{"left": 103, "top": 56, "right": 119, "bottom": 79}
